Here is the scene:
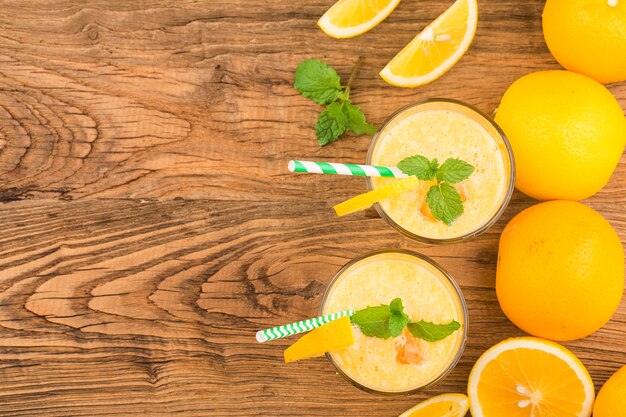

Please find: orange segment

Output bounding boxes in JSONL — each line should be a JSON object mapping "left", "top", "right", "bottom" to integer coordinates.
{"left": 334, "top": 176, "right": 420, "bottom": 216}
{"left": 399, "top": 393, "right": 470, "bottom": 417}
{"left": 468, "top": 337, "right": 595, "bottom": 417}
{"left": 380, "top": 0, "right": 477, "bottom": 87}
{"left": 318, "top": 0, "right": 401, "bottom": 39}
{"left": 284, "top": 316, "right": 354, "bottom": 363}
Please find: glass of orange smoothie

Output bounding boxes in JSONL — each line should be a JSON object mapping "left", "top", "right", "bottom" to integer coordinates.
{"left": 367, "top": 99, "right": 515, "bottom": 244}
{"left": 320, "top": 249, "right": 468, "bottom": 395}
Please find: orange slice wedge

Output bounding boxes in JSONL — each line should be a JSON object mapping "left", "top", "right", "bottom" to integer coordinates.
{"left": 468, "top": 337, "right": 595, "bottom": 417}
{"left": 399, "top": 393, "right": 470, "bottom": 417}
{"left": 318, "top": 0, "right": 401, "bottom": 39}
{"left": 284, "top": 316, "right": 354, "bottom": 363}
{"left": 380, "top": 0, "right": 478, "bottom": 87}
{"left": 333, "top": 176, "right": 419, "bottom": 217}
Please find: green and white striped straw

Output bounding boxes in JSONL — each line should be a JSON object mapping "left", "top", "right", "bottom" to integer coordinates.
{"left": 256, "top": 309, "right": 354, "bottom": 343}
{"left": 289, "top": 160, "right": 407, "bottom": 178}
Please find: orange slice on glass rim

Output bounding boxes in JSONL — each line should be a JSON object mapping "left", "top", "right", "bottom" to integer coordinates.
{"left": 318, "top": 0, "right": 401, "bottom": 39}
{"left": 333, "top": 176, "right": 420, "bottom": 217}
{"left": 380, "top": 0, "right": 478, "bottom": 87}
{"left": 284, "top": 316, "right": 354, "bottom": 363}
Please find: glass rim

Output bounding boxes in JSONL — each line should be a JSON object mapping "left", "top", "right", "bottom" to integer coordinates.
{"left": 319, "top": 248, "right": 469, "bottom": 396}
{"left": 365, "top": 98, "right": 516, "bottom": 244}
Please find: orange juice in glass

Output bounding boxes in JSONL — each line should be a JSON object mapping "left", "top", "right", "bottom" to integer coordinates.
{"left": 367, "top": 99, "right": 515, "bottom": 243}
{"left": 320, "top": 249, "right": 468, "bottom": 394}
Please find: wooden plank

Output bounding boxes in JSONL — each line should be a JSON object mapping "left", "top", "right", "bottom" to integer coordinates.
{"left": 0, "top": 0, "right": 623, "bottom": 416}
{"left": 0, "top": 198, "right": 623, "bottom": 416}
{"left": 0, "top": 0, "right": 623, "bottom": 202}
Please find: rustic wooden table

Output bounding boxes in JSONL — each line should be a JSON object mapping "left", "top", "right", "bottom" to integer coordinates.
{"left": 0, "top": 1, "right": 624, "bottom": 416}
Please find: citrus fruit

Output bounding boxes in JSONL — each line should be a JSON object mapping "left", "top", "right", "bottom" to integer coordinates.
{"left": 542, "top": 0, "right": 626, "bottom": 84}
{"left": 594, "top": 365, "right": 626, "bottom": 417}
{"left": 333, "top": 176, "right": 419, "bottom": 216}
{"left": 317, "top": 0, "right": 401, "bottom": 39}
{"left": 495, "top": 70, "right": 626, "bottom": 201}
{"left": 284, "top": 316, "right": 354, "bottom": 363}
{"left": 468, "top": 337, "right": 595, "bottom": 417}
{"left": 379, "top": 0, "right": 477, "bottom": 87}
{"left": 496, "top": 200, "right": 624, "bottom": 341}
{"left": 398, "top": 393, "right": 469, "bottom": 417}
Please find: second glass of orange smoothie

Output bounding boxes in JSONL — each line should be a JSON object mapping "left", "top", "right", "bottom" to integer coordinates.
{"left": 320, "top": 249, "right": 468, "bottom": 395}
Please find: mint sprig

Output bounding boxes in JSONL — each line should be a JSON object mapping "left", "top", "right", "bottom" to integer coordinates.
{"left": 294, "top": 58, "right": 376, "bottom": 146}
{"left": 398, "top": 155, "right": 475, "bottom": 225}
{"left": 350, "top": 298, "right": 460, "bottom": 342}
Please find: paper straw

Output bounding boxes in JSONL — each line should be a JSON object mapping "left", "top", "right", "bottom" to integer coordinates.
{"left": 288, "top": 160, "right": 407, "bottom": 178}
{"left": 256, "top": 309, "right": 354, "bottom": 343}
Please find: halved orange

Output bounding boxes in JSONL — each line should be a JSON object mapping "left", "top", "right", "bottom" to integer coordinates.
{"left": 399, "top": 393, "right": 469, "bottom": 417}
{"left": 380, "top": 0, "right": 478, "bottom": 87}
{"left": 468, "top": 337, "right": 595, "bottom": 417}
{"left": 318, "top": 0, "right": 401, "bottom": 39}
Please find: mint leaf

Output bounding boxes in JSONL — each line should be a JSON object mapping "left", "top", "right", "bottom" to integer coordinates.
{"left": 397, "top": 155, "right": 437, "bottom": 181}
{"left": 407, "top": 320, "right": 461, "bottom": 342}
{"left": 294, "top": 59, "right": 342, "bottom": 105}
{"left": 315, "top": 102, "right": 348, "bottom": 146}
{"left": 426, "top": 183, "right": 464, "bottom": 225}
{"left": 388, "top": 298, "right": 409, "bottom": 337}
{"left": 344, "top": 102, "right": 377, "bottom": 136}
{"left": 437, "top": 158, "right": 475, "bottom": 184}
{"left": 389, "top": 298, "right": 403, "bottom": 315}
{"left": 430, "top": 158, "right": 439, "bottom": 175}
{"left": 350, "top": 304, "right": 392, "bottom": 339}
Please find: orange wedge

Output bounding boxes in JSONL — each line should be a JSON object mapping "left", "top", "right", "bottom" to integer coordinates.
{"left": 399, "top": 394, "right": 470, "bottom": 417}
{"left": 284, "top": 316, "right": 354, "bottom": 363}
{"left": 333, "top": 176, "right": 420, "bottom": 216}
{"left": 380, "top": 0, "right": 478, "bottom": 87}
{"left": 318, "top": 0, "right": 401, "bottom": 39}
{"left": 468, "top": 337, "right": 595, "bottom": 417}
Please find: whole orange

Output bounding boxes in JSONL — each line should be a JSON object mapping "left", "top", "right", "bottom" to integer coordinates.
{"left": 496, "top": 200, "right": 624, "bottom": 341}
{"left": 543, "top": 0, "right": 626, "bottom": 84}
{"left": 495, "top": 70, "right": 626, "bottom": 201}
{"left": 594, "top": 365, "right": 626, "bottom": 417}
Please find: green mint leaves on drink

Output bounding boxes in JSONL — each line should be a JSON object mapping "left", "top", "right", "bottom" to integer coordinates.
{"left": 397, "top": 156, "right": 439, "bottom": 181}
{"left": 406, "top": 320, "right": 462, "bottom": 342}
{"left": 398, "top": 155, "right": 475, "bottom": 225}
{"left": 437, "top": 158, "right": 475, "bottom": 183}
{"left": 350, "top": 298, "right": 460, "bottom": 342}
{"left": 349, "top": 304, "right": 394, "bottom": 339}
{"left": 388, "top": 298, "right": 410, "bottom": 337}
{"left": 349, "top": 298, "right": 408, "bottom": 338}
{"left": 294, "top": 58, "right": 376, "bottom": 146}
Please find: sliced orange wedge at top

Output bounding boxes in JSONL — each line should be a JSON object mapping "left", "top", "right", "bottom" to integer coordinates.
{"left": 380, "top": 0, "right": 478, "bottom": 87}
{"left": 318, "top": 0, "right": 401, "bottom": 39}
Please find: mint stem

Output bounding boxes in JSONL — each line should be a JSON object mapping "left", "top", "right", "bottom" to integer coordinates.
{"left": 344, "top": 56, "right": 364, "bottom": 99}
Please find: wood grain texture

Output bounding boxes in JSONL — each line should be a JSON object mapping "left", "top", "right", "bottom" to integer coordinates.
{"left": 0, "top": 0, "right": 624, "bottom": 416}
